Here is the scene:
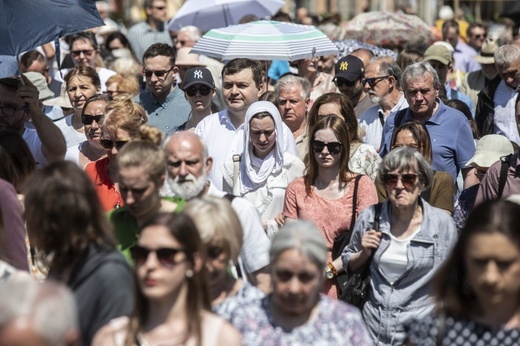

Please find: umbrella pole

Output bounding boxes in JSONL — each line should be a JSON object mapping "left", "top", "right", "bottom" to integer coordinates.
{"left": 16, "top": 54, "right": 25, "bottom": 86}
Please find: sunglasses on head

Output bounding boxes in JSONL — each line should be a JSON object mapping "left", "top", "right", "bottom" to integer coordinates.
{"left": 333, "top": 78, "right": 357, "bottom": 88}
{"left": 311, "top": 140, "right": 342, "bottom": 155}
{"left": 186, "top": 85, "right": 211, "bottom": 97}
{"left": 131, "top": 246, "right": 185, "bottom": 268}
{"left": 143, "top": 68, "right": 173, "bottom": 79}
{"left": 362, "top": 75, "right": 389, "bottom": 88}
{"left": 81, "top": 114, "right": 102, "bottom": 125}
{"left": 99, "top": 139, "right": 128, "bottom": 150}
{"left": 382, "top": 173, "right": 418, "bottom": 189}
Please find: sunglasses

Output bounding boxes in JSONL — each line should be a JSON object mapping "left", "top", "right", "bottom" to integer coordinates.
{"left": 71, "top": 49, "right": 95, "bottom": 57}
{"left": 186, "top": 86, "right": 211, "bottom": 97}
{"left": 382, "top": 173, "right": 418, "bottom": 189}
{"left": 82, "top": 114, "right": 102, "bottom": 125}
{"left": 99, "top": 139, "right": 128, "bottom": 150}
{"left": 473, "top": 34, "right": 486, "bottom": 39}
{"left": 311, "top": 140, "right": 342, "bottom": 155}
{"left": 131, "top": 246, "right": 185, "bottom": 268}
{"left": 391, "top": 143, "right": 420, "bottom": 150}
{"left": 362, "top": 76, "right": 389, "bottom": 88}
{"left": 152, "top": 5, "right": 166, "bottom": 10}
{"left": 206, "top": 245, "right": 225, "bottom": 259}
{"left": 333, "top": 78, "right": 357, "bottom": 88}
{"left": 143, "top": 67, "right": 173, "bottom": 79}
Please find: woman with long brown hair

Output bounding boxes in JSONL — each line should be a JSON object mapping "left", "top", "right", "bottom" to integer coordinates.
{"left": 283, "top": 115, "right": 378, "bottom": 298}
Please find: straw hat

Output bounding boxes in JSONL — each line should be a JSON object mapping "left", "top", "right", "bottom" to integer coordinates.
{"left": 42, "top": 82, "right": 72, "bottom": 109}
{"left": 175, "top": 47, "right": 206, "bottom": 67}
{"left": 474, "top": 38, "right": 499, "bottom": 64}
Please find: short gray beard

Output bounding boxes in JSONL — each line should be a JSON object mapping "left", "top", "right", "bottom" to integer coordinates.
{"left": 166, "top": 171, "right": 207, "bottom": 200}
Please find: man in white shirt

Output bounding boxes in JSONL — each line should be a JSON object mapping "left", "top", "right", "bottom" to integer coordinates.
{"left": 475, "top": 44, "right": 520, "bottom": 145}
{"left": 163, "top": 131, "right": 271, "bottom": 292}
{"left": 0, "top": 75, "right": 66, "bottom": 167}
{"left": 196, "top": 58, "right": 297, "bottom": 190}
{"left": 359, "top": 58, "right": 407, "bottom": 152}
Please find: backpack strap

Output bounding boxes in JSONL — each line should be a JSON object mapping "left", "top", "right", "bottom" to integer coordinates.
{"left": 498, "top": 154, "right": 512, "bottom": 198}
{"left": 350, "top": 174, "right": 363, "bottom": 227}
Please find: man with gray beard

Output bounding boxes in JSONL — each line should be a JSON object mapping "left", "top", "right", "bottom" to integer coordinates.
{"left": 163, "top": 131, "right": 271, "bottom": 292}
{"left": 358, "top": 58, "right": 408, "bottom": 152}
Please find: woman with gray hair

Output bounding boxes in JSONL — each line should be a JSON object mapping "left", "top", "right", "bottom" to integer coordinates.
{"left": 230, "top": 220, "right": 372, "bottom": 345}
{"left": 342, "top": 146, "right": 458, "bottom": 345}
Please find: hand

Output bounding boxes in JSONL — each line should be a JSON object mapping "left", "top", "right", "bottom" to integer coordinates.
{"left": 17, "top": 75, "right": 40, "bottom": 112}
{"left": 274, "top": 212, "right": 285, "bottom": 226}
{"left": 360, "top": 230, "right": 382, "bottom": 258}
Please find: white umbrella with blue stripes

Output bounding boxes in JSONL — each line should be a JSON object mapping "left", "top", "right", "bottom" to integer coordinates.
{"left": 189, "top": 20, "right": 339, "bottom": 62}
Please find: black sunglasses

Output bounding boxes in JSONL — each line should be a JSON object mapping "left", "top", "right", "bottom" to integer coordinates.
{"left": 382, "top": 173, "right": 418, "bottom": 190}
{"left": 362, "top": 76, "right": 389, "bottom": 88}
{"left": 186, "top": 86, "right": 211, "bottom": 97}
{"left": 333, "top": 77, "right": 357, "bottom": 88}
{"left": 311, "top": 140, "right": 342, "bottom": 155}
{"left": 99, "top": 139, "right": 128, "bottom": 150}
{"left": 143, "top": 67, "right": 173, "bottom": 79}
{"left": 131, "top": 246, "right": 185, "bottom": 268}
{"left": 206, "top": 245, "right": 225, "bottom": 259}
{"left": 81, "top": 114, "right": 102, "bottom": 125}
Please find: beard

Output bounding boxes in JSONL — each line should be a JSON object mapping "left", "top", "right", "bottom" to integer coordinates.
{"left": 166, "top": 172, "right": 208, "bottom": 200}
{"left": 368, "top": 93, "right": 381, "bottom": 104}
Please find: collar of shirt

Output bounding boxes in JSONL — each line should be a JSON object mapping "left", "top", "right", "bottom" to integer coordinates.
{"left": 218, "top": 109, "right": 244, "bottom": 131}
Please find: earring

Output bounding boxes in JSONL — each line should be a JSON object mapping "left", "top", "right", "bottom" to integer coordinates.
{"left": 186, "top": 269, "right": 193, "bottom": 278}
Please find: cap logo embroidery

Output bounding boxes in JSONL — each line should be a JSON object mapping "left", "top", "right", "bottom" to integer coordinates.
{"left": 340, "top": 61, "right": 348, "bottom": 71}
{"left": 194, "top": 70, "right": 203, "bottom": 79}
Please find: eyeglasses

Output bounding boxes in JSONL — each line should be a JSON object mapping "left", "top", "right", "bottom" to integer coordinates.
{"left": 311, "top": 140, "right": 342, "bottom": 155}
{"left": 362, "top": 76, "right": 389, "bottom": 88}
{"left": 0, "top": 104, "right": 27, "bottom": 117}
{"left": 143, "top": 67, "right": 174, "bottom": 79}
{"left": 152, "top": 5, "right": 166, "bottom": 10}
{"left": 185, "top": 86, "right": 211, "bottom": 97}
{"left": 206, "top": 245, "right": 225, "bottom": 259}
{"left": 81, "top": 114, "right": 103, "bottom": 125}
{"left": 131, "top": 246, "right": 185, "bottom": 268}
{"left": 382, "top": 173, "right": 418, "bottom": 189}
{"left": 71, "top": 49, "right": 95, "bottom": 57}
{"left": 391, "top": 143, "right": 420, "bottom": 150}
{"left": 99, "top": 139, "right": 128, "bottom": 150}
{"left": 333, "top": 78, "right": 357, "bottom": 88}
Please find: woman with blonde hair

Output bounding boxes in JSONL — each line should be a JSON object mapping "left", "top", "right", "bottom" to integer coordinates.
{"left": 105, "top": 73, "right": 140, "bottom": 100}
{"left": 85, "top": 98, "right": 148, "bottom": 211}
{"left": 110, "top": 126, "right": 184, "bottom": 254}
{"left": 184, "top": 196, "right": 264, "bottom": 319}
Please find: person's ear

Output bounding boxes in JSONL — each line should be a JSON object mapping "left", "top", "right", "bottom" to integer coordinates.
{"left": 205, "top": 156, "right": 213, "bottom": 175}
{"left": 192, "top": 251, "right": 204, "bottom": 273}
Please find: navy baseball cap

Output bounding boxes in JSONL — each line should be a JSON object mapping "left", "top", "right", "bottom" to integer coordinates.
{"left": 182, "top": 67, "right": 215, "bottom": 90}
{"left": 334, "top": 55, "right": 364, "bottom": 82}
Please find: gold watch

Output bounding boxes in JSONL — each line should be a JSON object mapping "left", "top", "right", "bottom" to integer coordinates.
{"left": 325, "top": 262, "right": 337, "bottom": 279}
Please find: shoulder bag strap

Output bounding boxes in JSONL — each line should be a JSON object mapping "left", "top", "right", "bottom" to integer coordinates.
{"left": 350, "top": 174, "right": 363, "bottom": 227}
{"left": 498, "top": 154, "right": 512, "bottom": 198}
{"left": 232, "top": 154, "right": 241, "bottom": 189}
{"left": 366, "top": 203, "right": 383, "bottom": 265}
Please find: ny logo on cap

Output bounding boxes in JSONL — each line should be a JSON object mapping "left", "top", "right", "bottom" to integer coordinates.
{"left": 339, "top": 61, "right": 348, "bottom": 71}
{"left": 194, "top": 70, "right": 203, "bottom": 79}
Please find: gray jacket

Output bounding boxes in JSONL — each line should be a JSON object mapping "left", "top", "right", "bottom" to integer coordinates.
{"left": 342, "top": 200, "right": 457, "bottom": 345}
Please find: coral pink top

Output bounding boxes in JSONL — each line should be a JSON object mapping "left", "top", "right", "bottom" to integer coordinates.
{"left": 85, "top": 157, "right": 123, "bottom": 212}
{"left": 283, "top": 174, "right": 378, "bottom": 298}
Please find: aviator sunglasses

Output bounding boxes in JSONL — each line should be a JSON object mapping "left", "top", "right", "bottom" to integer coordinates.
{"left": 131, "top": 246, "right": 186, "bottom": 268}
{"left": 311, "top": 140, "right": 342, "bottom": 155}
{"left": 382, "top": 173, "right": 418, "bottom": 189}
{"left": 185, "top": 85, "right": 211, "bottom": 97}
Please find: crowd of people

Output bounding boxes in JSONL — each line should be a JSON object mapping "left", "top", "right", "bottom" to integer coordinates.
{"left": 1, "top": 1, "right": 520, "bottom": 345}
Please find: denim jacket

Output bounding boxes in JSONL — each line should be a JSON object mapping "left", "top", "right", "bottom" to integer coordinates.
{"left": 342, "top": 200, "right": 457, "bottom": 345}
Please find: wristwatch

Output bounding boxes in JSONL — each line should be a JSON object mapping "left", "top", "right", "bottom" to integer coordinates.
{"left": 325, "top": 262, "right": 337, "bottom": 279}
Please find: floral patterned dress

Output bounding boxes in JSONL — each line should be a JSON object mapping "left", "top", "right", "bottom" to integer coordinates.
{"left": 229, "top": 294, "right": 372, "bottom": 346}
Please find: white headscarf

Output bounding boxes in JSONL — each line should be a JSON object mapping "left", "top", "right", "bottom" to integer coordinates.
{"left": 238, "top": 101, "right": 285, "bottom": 194}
